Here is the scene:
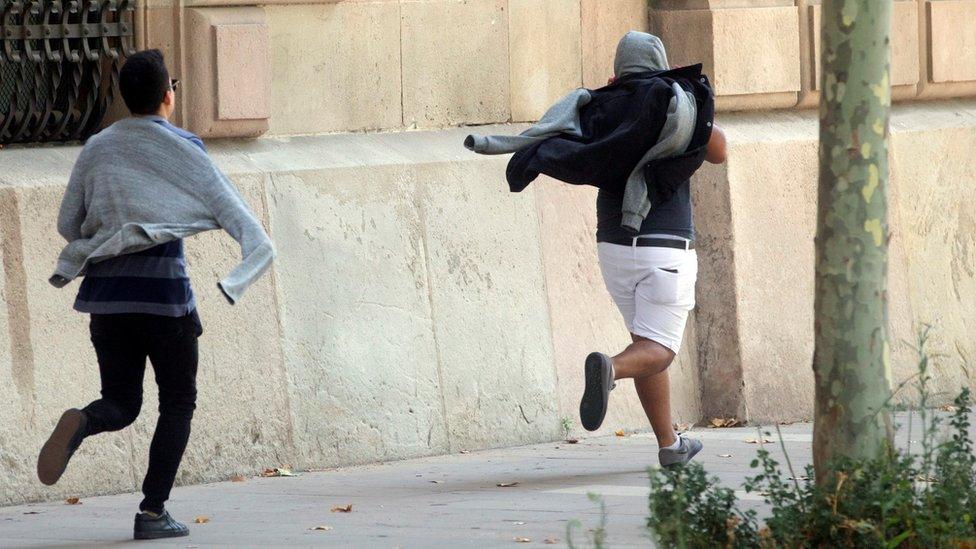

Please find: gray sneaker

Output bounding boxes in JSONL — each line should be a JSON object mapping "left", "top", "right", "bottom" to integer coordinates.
{"left": 658, "top": 436, "right": 703, "bottom": 468}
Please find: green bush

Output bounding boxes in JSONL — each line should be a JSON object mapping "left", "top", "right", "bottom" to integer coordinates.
{"left": 647, "top": 388, "right": 974, "bottom": 548}
{"left": 647, "top": 334, "right": 976, "bottom": 549}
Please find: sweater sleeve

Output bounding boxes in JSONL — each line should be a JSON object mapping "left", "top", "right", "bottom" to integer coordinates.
{"left": 464, "top": 89, "right": 591, "bottom": 154}
{"left": 205, "top": 166, "right": 275, "bottom": 305}
{"left": 56, "top": 151, "right": 89, "bottom": 243}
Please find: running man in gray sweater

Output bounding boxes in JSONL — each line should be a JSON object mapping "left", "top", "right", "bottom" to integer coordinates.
{"left": 37, "top": 50, "right": 274, "bottom": 540}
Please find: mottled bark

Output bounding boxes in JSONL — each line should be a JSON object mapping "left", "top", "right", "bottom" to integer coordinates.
{"left": 813, "top": 0, "right": 895, "bottom": 480}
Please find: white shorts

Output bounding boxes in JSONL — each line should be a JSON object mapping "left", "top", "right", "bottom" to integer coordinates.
{"left": 597, "top": 239, "right": 698, "bottom": 353}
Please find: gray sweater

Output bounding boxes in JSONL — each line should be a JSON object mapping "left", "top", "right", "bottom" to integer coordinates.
{"left": 51, "top": 117, "right": 274, "bottom": 305}
{"left": 464, "top": 32, "right": 695, "bottom": 234}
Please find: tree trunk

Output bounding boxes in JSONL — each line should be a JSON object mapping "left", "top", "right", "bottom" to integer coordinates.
{"left": 813, "top": 0, "right": 895, "bottom": 481}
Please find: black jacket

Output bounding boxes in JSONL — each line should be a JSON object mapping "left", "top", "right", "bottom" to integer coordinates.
{"left": 506, "top": 64, "right": 715, "bottom": 208}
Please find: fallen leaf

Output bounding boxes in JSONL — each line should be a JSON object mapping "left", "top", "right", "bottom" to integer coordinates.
{"left": 230, "top": 474, "right": 247, "bottom": 482}
{"left": 460, "top": 449, "right": 470, "bottom": 454}
{"left": 614, "top": 429, "right": 626, "bottom": 437}
{"left": 331, "top": 504, "right": 353, "bottom": 513}
{"left": 261, "top": 467, "right": 296, "bottom": 477}
{"left": 744, "top": 438, "right": 773, "bottom": 444}
{"left": 718, "top": 454, "right": 734, "bottom": 458}
{"left": 309, "top": 525, "right": 333, "bottom": 531}
{"left": 710, "top": 418, "right": 742, "bottom": 428}
{"left": 497, "top": 482, "right": 520, "bottom": 488}
{"left": 64, "top": 497, "right": 81, "bottom": 505}
{"left": 544, "top": 539, "right": 559, "bottom": 545}
{"left": 565, "top": 438, "right": 579, "bottom": 444}
{"left": 673, "top": 423, "right": 693, "bottom": 432}
{"left": 194, "top": 516, "right": 210, "bottom": 524}
{"left": 940, "top": 405, "right": 959, "bottom": 413}
{"left": 515, "top": 537, "right": 531, "bottom": 543}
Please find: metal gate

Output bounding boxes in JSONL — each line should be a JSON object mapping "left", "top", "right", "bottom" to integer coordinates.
{"left": 1, "top": 0, "right": 134, "bottom": 145}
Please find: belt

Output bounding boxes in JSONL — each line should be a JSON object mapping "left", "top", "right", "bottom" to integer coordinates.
{"left": 604, "top": 237, "right": 695, "bottom": 250}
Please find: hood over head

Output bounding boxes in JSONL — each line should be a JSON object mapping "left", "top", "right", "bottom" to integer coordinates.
{"left": 614, "top": 31, "right": 669, "bottom": 77}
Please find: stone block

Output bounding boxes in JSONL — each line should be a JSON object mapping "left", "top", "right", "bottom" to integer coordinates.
{"left": 401, "top": 0, "right": 510, "bottom": 127}
{"left": 927, "top": 0, "right": 976, "bottom": 84}
{"left": 3, "top": 184, "right": 137, "bottom": 504}
{"left": 581, "top": 0, "right": 649, "bottom": 88}
{"left": 266, "top": 2, "right": 402, "bottom": 135}
{"left": 267, "top": 166, "right": 451, "bottom": 467}
{"left": 891, "top": 1, "right": 922, "bottom": 89}
{"left": 711, "top": 7, "right": 800, "bottom": 97}
{"left": 725, "top": 135, "right": 818, "bottom": 423}
{"left": 649, "top": 8, "right": 714, "bottom": 75}
{"left": 694, "top": 113, "right": 821, "bottom": 422}
{"left": 651, "top": 6, "right": 800, "bottom": 110}
{"left": 418, "top": 160, "right": 562, "bottom": 449}
{"left": 215, "top": 24, "right": 271, "bottom": 120}
{"left": 887, "top": 108, "right": 976, "bottom": 397}
{"left": 509, "top": 0, "right": 583, "bottom": 122}
{"left": 184, "top": 7, "right": 270, "bottom": 138}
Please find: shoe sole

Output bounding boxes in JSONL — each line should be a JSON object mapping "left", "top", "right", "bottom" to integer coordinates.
{"left": 37, "top": 409, "right": 85, "bottom": 486}
{"left": 134, "top": 529, "right": 190, "bottom": 540}
{"left": 580, "top": 353, "right": 611, "bottom": 432}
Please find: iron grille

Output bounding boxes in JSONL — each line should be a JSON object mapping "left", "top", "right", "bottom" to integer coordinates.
{"left": 0, "top": 0, "right": 134, "bottom": 145}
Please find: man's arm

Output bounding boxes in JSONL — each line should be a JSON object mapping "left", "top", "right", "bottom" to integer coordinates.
{"left": 204, "top": 166, "right": 275, "bottom": 304}
{"left": 56, "top": 154, "right": 89, "bottom": 242}
{"left": 705, "top": 124, "right": 727, "bottom": 164}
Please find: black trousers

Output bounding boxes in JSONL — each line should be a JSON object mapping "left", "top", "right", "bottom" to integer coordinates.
{"left": 82, "top": 311, "right": 203, "bottom": 513}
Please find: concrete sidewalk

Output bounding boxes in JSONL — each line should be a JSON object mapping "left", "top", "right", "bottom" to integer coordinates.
{"left": 0, "top": 423, "right": 822, "bottom": 548}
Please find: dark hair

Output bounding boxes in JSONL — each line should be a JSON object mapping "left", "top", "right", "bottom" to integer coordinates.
{"left": 119, "top": 49, "right": 170, "bottom": 115}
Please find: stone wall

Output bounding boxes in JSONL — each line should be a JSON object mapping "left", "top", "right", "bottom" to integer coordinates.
{"left": 1, "top": 0, "right": 974, "bottom": 505}
{"left": 694, "top": 102, "right": 976, "bottom": 423}
{"left": 0, "top": 128, "right": 702, "bottom": 505}
{"left": 134, "top": 0, "right": 976, "bottom": 136}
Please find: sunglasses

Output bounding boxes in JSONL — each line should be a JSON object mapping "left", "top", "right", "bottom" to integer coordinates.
{"left": 169, "top": 79, "right": 181, "bottom": 92}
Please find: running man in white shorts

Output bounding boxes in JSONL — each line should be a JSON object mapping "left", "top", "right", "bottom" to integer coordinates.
{"left": 578, "top": 35, "right": 728, "bottom": 468}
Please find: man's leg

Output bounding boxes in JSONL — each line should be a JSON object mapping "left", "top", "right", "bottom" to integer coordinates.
{"left": 140, "top": 312, "right": 200, "bottom": 515}
{"left": 622, "top": 335, "right": 678, "bottom": 448}
{"left": 611, "top": 334, "right": 675, "bottom": 381}
{"left": 38, "top": 315, "right": 146, "bottom": 485}
{"left": 84, "top": 316, "right": 148, "bottom": 434}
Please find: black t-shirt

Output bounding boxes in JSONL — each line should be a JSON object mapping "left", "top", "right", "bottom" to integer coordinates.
{"left": 595, "top": 179, "right": 694, "bottom": 242}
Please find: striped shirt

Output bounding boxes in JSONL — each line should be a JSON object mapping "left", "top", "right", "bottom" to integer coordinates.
{"left": 74, "top": 117, "right": 202, "bottom": 317}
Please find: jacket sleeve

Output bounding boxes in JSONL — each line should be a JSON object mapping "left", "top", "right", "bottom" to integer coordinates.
{"left": 56, "top": 152, "right": 90, "bottom": 243}
{"left": 205, "top": 166, "right": 276, "bottom": 305}
{"left": 464, "top": 89, "right": 591, "bottom": 154}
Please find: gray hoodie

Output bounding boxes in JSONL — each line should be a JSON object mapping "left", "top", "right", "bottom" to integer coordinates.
{"left": 465, "top": 32, "right": 696, "bottom": 233}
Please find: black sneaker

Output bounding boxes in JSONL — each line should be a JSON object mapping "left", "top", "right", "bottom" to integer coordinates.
{"left": 579, "top": 352, "right": 616, "bottom": 431}
{"left": 134, "top": 510, "right": 189, "bottom": 540}
{"left": 37, "top": 409, "right": 88, "bottom": 486}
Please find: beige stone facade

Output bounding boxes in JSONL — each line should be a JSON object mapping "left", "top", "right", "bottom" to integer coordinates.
{"left": 1, "top": 0, "right": 974, "bottom": 504}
